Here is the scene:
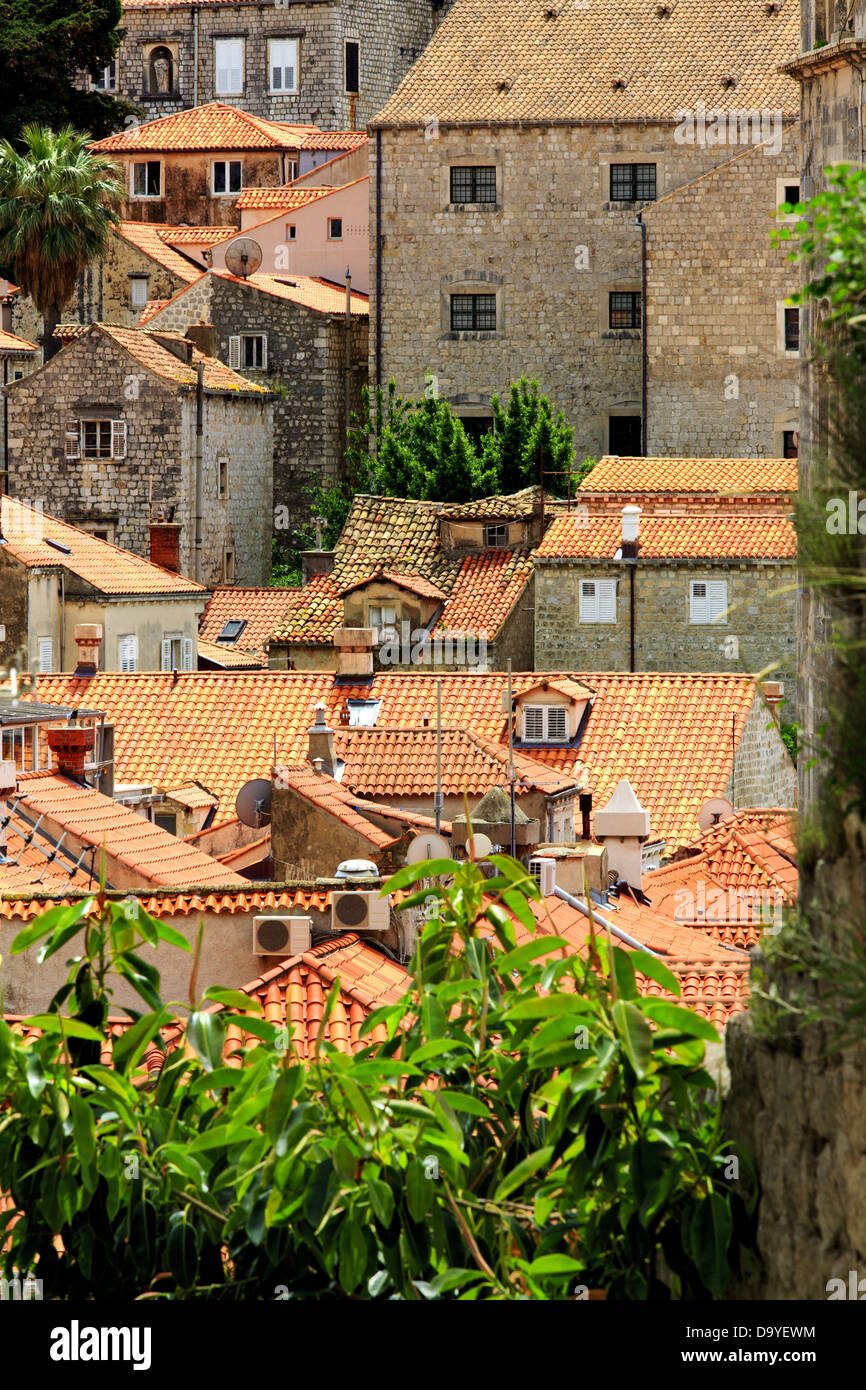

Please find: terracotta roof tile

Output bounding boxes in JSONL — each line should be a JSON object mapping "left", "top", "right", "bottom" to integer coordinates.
{"left": 93, "top": 323, "right": 270, "bottom": 395}
{"left": 198, "top": 637, "right": 263, "bottom": 669}
{"left": 213, "top": 270, "right": 369, "bottom": 315}
{"left": 138, "top": 299, "right": 170, "bottom": 325}
{"left": 91, "top": 104, "right": 317, "bottom": 154}
{"left": 579, "top": 456, "right": 799, "bottom": 497}
{"left": 0, "top": 494, "right": 205, "bottom": 596}
{"left": 235, "top": 185, "right": 333, "bottom": 211}
{"left": 340, "top": 570, "right": 449, "bottom": 602}
{"left": 116, "top": 222, "right": 207, "bottom": 283}
{"left": 372, "top": 0, "right": 798, "bottom": 127}
{"left": 0, "top": 329, "right": 37, "bottom": 354}
{"left": 199, "top": 586, "right": 295, "bottom": 661}
{"left": 536, "top": 513, "right": 797, "bottom": 560}
{"left": 300, "top": 131, "right": 369, "bottom": 151}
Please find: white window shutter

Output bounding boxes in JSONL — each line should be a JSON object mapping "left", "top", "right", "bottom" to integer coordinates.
{"left": 547, "top": 706, "right": 568, "bottom": 741}
{"left": 579, "top": 581, "right": 598, "bottom": 623}
{"left": 690, "top": 582, "right": 709, "bottom": 624}
{"left": 38, "top": 637, "right": 53, "bottom": 673}
{"left": 181, "top": 637, "right": 194, "bottom": 671}
{"left": 229, "top": 336, "right": 241, "bottom": 369}
{"left": 597, "top": 580, "right": 617, "bottom": 624}
{"left": 260, "top": 334, "right": 268, "bottom": 371}
{"left": 161, "top": 638, "right": 172, "bottom": 671}
{"left": 65, "top": 420, "right": 81, "bottom": 459}
{"left": 708, "top": 581, "right": 728, "bottom": 623}
{"left": 523, "top": 707, "right": 544, "bottom": 742}
{"left": 111, "top": 420, "right": 127, "bottom": 459}
{"left": 120, "top": 636, "right": 138, "bottom": 672}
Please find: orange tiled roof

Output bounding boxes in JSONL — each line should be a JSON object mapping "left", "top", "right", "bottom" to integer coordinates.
{"left": 0, "top": 494, "right": 206, "bottom": 596}
{"left": 160, "top": 227, "right": 239, "bottom": 247}
{"left": 91, "top": 323, "right": 270, "bottom": 395}
{"left": 116, "top": 222, "right": 207, "bottom": 284}
{"left": 198, "top": 637, "right": 263, "bottom": 669}
{"left": 579, "top": 456, "right": 799, "bottom": 497}
{"left": 28, "top": 670, "right": 776, "bottom": 848}
{"left": 163, "top": 780, "right": 219, "bottom": 810}
{"left": 340, "top": 570, "right": 449, "bottom": 602}
{"left": 138, "top": 299, "right": 169, "bottom": 325}
{"left": 436, "top": 550, "right": 535, "bottom": 638}
{"left": 266, "top": 572, "right": 345, "bottom": 646}
{"left": 535, "top": 513, "right": 797, "bottom": 560}
{"left": 277, "top": 767, "right": 399, "bottom": 850}
{"left": 199, "top": 586, "right": 295, "bottom": 661}
{"left": 91, "top": 103, "right": 318, "bottom": 154}
{"left": 0, "top": 823, "right": 98, "bottom": 892}
{"left": 5, "top": 771, "right": 246, "bottom": 890}
{"left": 213, "top": 269, "right": 369, "bottom": 315}
{"left": 0, "top": 329, "right": 37, "bottom": 354}
{"left": 440, "top": 486, "right": 542, "bottom": 521}
{"left": 372, "top": 0, "right": 798, "bottom": 127}
{"left": 235, "top": 185, "right": 333, "bottom": 211}
{"left": 300, "top": 131, "right": 369, "bottom": 151}
{"left": 0, "top": 884, "right": 338, "bottom": 924}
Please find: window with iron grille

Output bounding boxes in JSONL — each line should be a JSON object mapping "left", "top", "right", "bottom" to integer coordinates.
{"left": 450, "top": 293, "right": 497, "bottom": 332}
{"left": 785, "top": 307, "right": 800, "bottom": 352}
{"left": 609, "top": 292, "right": 641, "bottom": 330}
{"left": 609, "top": 163, "right": 656, "bottom": 202}
{"left": 450, "top": 166, "right": 497, "bottom": 204}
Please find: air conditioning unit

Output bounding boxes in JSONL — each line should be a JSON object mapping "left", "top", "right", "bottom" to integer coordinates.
{"left": 331, "top": 890, "right": 391, "bottom": 934}
{"left": 252, "top": 915, "right": 311, "bottom": 957}
{"left": 529, "top": 857, "right": 556, "bottom": 896}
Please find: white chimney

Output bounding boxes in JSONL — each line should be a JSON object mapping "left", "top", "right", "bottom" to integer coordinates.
{"left": 0, "top": 759, "right": 18, "bottom": 858}
{"left": 621, "top": 505, "right": 641, "bottom": 558}
{"left": 593, "top": 779, "right": 650, "bottom": 889}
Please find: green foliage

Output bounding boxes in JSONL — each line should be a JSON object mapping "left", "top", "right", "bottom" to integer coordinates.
{"left": 0, "top": 862, "right": 754, "bottom": 1299}
{"left": 0, "top": 124, "right": 124, "bottom": 356}
{"left": 0, "top": 1, "right": 135, "bottom": 145}
{"left": 779, "top": 720, "right": 798, "bottom": 765}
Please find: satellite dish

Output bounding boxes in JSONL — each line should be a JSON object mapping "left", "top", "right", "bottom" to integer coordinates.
{"left": 697, "top": 797, "right": 735, "bottom": 834}
{"left": 405, "top": 832, "right": 451, "bottom": 865}
{"left": 235, "top": 778, "right": 272, "bottom": 827}
{"left": 224, "top": 237, "right": 263, "bottom": 279}
{"left": 466, "top": 832, "right": 493, "bottom": 861}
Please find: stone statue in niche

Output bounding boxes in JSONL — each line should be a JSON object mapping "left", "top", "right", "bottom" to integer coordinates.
{"left": 149, "top": 47, "right": 173, "bottom": 94}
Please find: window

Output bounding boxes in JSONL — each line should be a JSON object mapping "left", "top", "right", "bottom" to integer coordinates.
{"left": 215, "top": 38, "right": 244, "bottom": 95}
{"left": 785, "top": 307, "right": 800, "bottom": 353}
{"left": 37, "top": 637, "right": 53, "bottom": 674}
{"left": 609, "top": 163, "right": 656, "bottom": 202}
{"left": 119, "top": 635, "right": 138, "bottom": 672}
{"left": 129, "top": 275, "right": 149, "bottom": 309}
{"left": 369, "top": 604, "right": 398, "bottom": 642}
{"left": 218, "top": 458, "right": 228, "bottom": 498}
{"left": 484, "top": 524, "right": 508, "bottom": 548}
{"left": 217, "top": 619, "right": 247, "bottom": 644}
{"left": 783, "top": 183, "right": 800, "bottom": 205}
{"left": 286, "top": 224, "right": 297, "bottom": 240}
{"left": 609, "top": 291, "right": 641, "bottom": 330}
{"left": 132, "top": 161, "right": 161, "bottom": 197}
{"left": 689, "top": 580, "right": 728, "bottom": 625}
{"left": 345, "top": 40, "right": 359, "bottom": 94}
{"left": 155, "top": 810, "right": 179, "bottom": 836}
{"left": 71, "top": 419, "right": 126, "bottom": 460}
{"left": 212, "top": 160, "right": 242, "bottom": 195}
{"left": 579, "top": 579, "right": 617, "bottom": 624}
{"left": 93, "top": 60, "right": 116, "bottom": 91}
{"left": 223, "top": 550, "right": 235, "bottom": 584}
{"left": 450, "top": 166, "right": 497, "bottom": 204}
{"left": 229, "top": 333, "right": 267, "bottom": 370}
{"left": 269, "top": 38, "right": 298, "bottom": 93}
{"left": 522, "top": 705, "right": 568, "bottom": 744}
{"left": 783, "top": 429, "right": 799, "bottom": 459}
{"left": 328, "top": 217, "right": 343, "bottom": 240}
{"left": 450, "top": 293, "right": 497, "bottom": 332}
{"left": 608, "top": 416, "right": 641, "bottom": 455}
{"left": 161, "top": 635, "right": 194, "bottom": 670}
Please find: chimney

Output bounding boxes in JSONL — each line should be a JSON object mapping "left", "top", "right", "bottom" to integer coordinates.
{"left": 593, "top": 778, "right": 650, "bottom": 890}
{"left": 150, "top": 521, "right": 181, "bottom": 574}
{"left": 333, "top": 627, "right": 375, "bottom": 679}
{"left": 46, "top": 725, "right": 95, "bottom": 783}
{"left": 307, "top": 704, "right": 336, "bottom": 776}
{"left": 621, "top": 505, "right": 641, "bottom": 559}
{"left": 185, "top": 322, "right": 217, "bottom": 359}
{"left": 0, "top": 759, "right": 17, "bottom": 858}
{"left": 763, "top": 680, "right": 784, "bottom": 721}
{"left": 149, "top": 332, "right": 194, "bottom": 365}
{"left": 73, "top": 623, "right": 102, "bottom": 678}
{"left": 579, "top": 791, "right": 592, "bottom": 840}
{"left": 312, "top": 757, "right": 324, "bottom": 776}
{"left": 301, "top": 549, "right": 336, "bottom": 584}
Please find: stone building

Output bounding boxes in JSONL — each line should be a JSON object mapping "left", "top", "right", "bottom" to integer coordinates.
{"left": 142, "top": 269, "right": 368, "bottom": 529}
{"left": 0, "top": 326, "right": 39, "bottom": 481}
{"left": 101, "top": 0, "right": 452, "bottom": 130}
{"left": 5, "top": 323, "right": 273, "bottom": 588}
{"left": 534, "top": 507, "right": 798, "bottom": 716}
{"left": 644, "top": 140, "right": 801, "bottom": 459}
{"left": 369, "top": 0, "right": 799, "bottom": 458}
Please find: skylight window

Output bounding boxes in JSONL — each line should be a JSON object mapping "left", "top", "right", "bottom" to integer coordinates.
{"left": 217, "top": 619, "right": 247, "bottom": 643}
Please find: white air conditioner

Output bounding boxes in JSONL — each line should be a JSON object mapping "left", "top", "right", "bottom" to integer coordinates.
{"left": 252, "top": 914, "right": 311, "bottom": 957}
{"left": 331, "top": 890, "right": 391, "bottom": 934}
{"left": 529, "top": 857, "right": 556, "bottom": 896}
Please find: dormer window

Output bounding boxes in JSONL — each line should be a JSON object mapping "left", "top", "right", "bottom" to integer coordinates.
{"left": 522, "top": 705, "right": 568, "bottom": 744}
{"left": 484, "top": 524, "right": 508, "bottom": 548}
{"left": 369, "top": 604, "right": 398, "bottom": 642}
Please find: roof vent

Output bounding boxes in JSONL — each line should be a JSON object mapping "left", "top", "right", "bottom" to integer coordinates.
{"left": 721, "top": 74, "right": 738, "bottom": 89}
{"left": 612, "top": 76, "right": 628, "bottom": 91}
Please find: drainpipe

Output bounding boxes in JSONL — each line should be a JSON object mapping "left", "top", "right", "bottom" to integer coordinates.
{"left": 193, "top": 4, "right": 199, "bottom": 106}
{"left": 375, "top": 128, "right": 382, "bottom": 389}
{"left": 59, "top": 571, "right": 65, "bottom": 671}
{"left": 344, "top": 267, "right": 352, "bottom": 479}
{"left": 194, "top": 361, "right": 204, "bottom": 584}
{"left": 638, "top": 212, "right": 647, "bottom": 457}
{"left": 628, "top": 562, "right": 635, "bottom": 673}
{"left": 2, "top": 356, "right": 8, "bottom": 495}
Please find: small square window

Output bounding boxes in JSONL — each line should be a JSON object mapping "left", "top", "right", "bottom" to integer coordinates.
{"left": 784, "top": 184, "right": 800, "bottom": 205}
{"left": 328, "top": 218, "right": 343, "bottom": 240}
{"left": 450, "top": 293, "right": 497, "bottom": 332}
{"left": 450, "top": 166, "right": 497, "bottom": 204}
{"left": 132, "top": 161, "right": 161, "bottom": 197}
{"left": 609, "top": 291, "right": 641, "bottom": 330}
{"left": 286, "top": 224, "right": 296, "bottom": 240}
{"left": 129, "top": 276, "right": 149, "bottom": 308}
{"left": 213, "top": 160, "right": 242, "bottom": 195}
{"left": 93, "top": 60, "right": 116, "bottom": 91}
{"left": 610, "top": 163, "right": 656, "bottom": 202}
{"left": 82, "top": 420, "right": 112, "bottom": 458}
{"left": 484, "top": 524, "right": 508, "bottom": 548}
{"left": 217, "top": 619, "right": 246, "bottom": 644}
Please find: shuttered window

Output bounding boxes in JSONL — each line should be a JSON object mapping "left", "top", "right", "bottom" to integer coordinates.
{"left": 215, "top": 39, "right": 243, "bottom": 95}
{"left": 119, "top": 635, "right": 138, "bottom": 672}
{"left": 37, "top": 637, "right": 53, "bottom": 674}
{"left": 182, "top": 637, "right": 194, "bottom": 671}
{"left": 579, "top": 579, "right": 617, "bottom": 624}
{"left": 690, "top": 580, "right": 728, "bottom": 625}
{"left": 522, "top": 705, "right": 569, "bottom": 744}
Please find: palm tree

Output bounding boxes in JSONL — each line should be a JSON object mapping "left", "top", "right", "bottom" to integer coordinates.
{"left": 0, "top": 124, "right": 123, "bottom": 360}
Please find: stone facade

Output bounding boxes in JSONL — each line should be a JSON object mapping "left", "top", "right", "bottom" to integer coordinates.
{"left": 722, "top": 686, "right": 797, "bottom": 811}
{"left": 115, "top": 150, "right": 287, "bottom": 226}
{"left": 369, "top": 123, "right": 799, "bottom": 460}
{"left": 644, "top": 138, "right": 801, "bottom": 458}
{"left": 4, "top": 330, "right": 273, "bottom": 587}
{"left": 109, "top": 0, "right": 449, "bottom": 129}
{"left": 534, "top": 557, "right": 798, "bottom": 716}
{"left": 144, "top": 272, "right": 368, "bottom": 535}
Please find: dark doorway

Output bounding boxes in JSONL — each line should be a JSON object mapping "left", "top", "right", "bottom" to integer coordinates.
{"left": 608, "top": 415, "right": 642, "bottom": 455}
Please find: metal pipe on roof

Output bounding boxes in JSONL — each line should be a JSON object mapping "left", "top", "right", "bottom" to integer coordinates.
{"left": 193, "top": 5, "right": 199, "bottom": 108}
{"left": 553, "top": 883, "right": 661, "bottom": 957}
{"left": 194, "top": 360, "right": 204, "bottom": 584}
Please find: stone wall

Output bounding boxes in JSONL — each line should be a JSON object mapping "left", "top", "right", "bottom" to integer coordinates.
{"left": 370, "top": 122, "right": 789, "bottom": 460}
{"left": 534, "top": 558, "right": 798, "bottom": 715}
{"left": 644, "top": 137, "right": 801, "bottom": 458}
{"left": 117, "top": 151, "right": 285, "bottom": 226}
{"left": 724, "top": 689, "right": 797, "bottom": 810}
{"left": 111, "top": 0, "right": 442, "bottom": 129}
